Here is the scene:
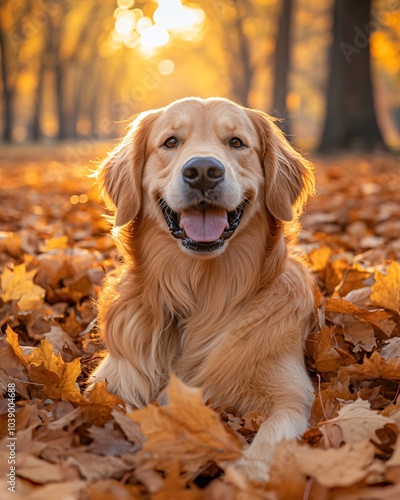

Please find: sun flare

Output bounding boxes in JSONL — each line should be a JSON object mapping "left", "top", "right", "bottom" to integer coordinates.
{"left": 113, "top": 0, "right": 205, "bottom": 52}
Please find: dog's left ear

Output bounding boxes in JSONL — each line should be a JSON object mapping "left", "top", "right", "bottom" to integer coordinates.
{"left": 96, "top": 110, "right": 160, "bottom": 227}
{"left": 247, "top": 109, "right": 315, "bottom": 221}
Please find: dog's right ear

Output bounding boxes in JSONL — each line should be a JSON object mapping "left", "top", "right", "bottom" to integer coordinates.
{"left": 97, "top": 110, "right": 160, "bottom": 227}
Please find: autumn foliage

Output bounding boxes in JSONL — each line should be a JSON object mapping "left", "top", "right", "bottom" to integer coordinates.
{"left": 1, "top": 150, "right": 400, "bottom": 499}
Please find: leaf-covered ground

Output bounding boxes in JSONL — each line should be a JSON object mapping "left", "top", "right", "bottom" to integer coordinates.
{"left": 0, "top": 146, "right": 400, "bottom": 499}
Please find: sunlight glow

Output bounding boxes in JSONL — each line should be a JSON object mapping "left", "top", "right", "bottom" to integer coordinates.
{"left": 112, "top": 0, "right": 205, "bottom": 53}
{"left": 140, "top": 24, "right": 170, "bottom": 48}
{"left": 153, "top": 0, "right": 204, "bottom": 32}
{"left": 115, "top": 16, "right": 135, "bottom": 35}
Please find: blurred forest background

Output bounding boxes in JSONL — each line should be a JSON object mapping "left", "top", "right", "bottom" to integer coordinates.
{"left": 0, "top": 0, "right": 399, "bottom": 153}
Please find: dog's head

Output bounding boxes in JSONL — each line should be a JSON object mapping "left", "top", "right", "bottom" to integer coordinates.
{"left": 98, "top": 98, "right": 315, "bottom": 256}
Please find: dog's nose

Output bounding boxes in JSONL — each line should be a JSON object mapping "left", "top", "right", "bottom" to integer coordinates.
{"left": 182, "top": 157, "right": 225, "bottom": 192}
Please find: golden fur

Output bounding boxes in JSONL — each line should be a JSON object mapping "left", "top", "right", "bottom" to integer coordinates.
{"left": 89, "top": 97, "right": 316, "bottom": 481}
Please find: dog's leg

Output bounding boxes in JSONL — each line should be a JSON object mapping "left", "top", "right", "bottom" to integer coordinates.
{"left": 87, "top": 353, "right": 157, "bottom": 408}
{"left": 86, "top": 286, "right": 178, "bottom": 407}
{"left": 236, "top": 354, "right": 314, "bottom": 483}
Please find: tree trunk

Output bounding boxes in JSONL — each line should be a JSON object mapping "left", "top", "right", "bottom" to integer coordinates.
{"left": 232, "top": 6, "right": 253, "bottom": 107}
{"left": 318, "top": 0, "right": 386, "bottom": 152}
{"left": 55, "top": 62, "right": 67, "bottom": 140}
{"left": 0, "top": 9, "right": 13, "bottom": 142}
{"left": 272, "top": 0, "right": 293, "bottom": 134}
{"left": 31, "top": 59, "right": 45, "bottom": 141}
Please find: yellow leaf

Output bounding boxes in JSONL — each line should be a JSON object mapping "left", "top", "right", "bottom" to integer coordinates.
{"left": 129, "top": 375, "right": 242, "bottom": 476}
{"left": 27, "top": 339, "right": 82, "bottom": 402}
{"left": 5, "top": 325, "right": 29, "bottom": 367}
{"left": 0, "top": 263, "right": 45, "bottom": 311}
{"left": 371, "top": 261, "right": 400, "bottom": 313}
{"left": 42, "top": 235, "right": 69, "bottom": 252}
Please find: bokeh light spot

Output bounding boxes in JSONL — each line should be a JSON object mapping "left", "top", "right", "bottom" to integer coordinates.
{"left": 158, "top": 59, "right": 175, "bottom": 75}
{"left": 117, "top": 0, "right": 134, "bottom": 7}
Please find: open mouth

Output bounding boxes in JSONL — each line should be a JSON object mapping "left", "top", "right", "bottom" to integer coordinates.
{"left": 159, "top": 199, "right": 248, "bottom": 252}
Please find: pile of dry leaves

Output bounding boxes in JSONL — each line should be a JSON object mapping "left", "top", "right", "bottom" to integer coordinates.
{"left": 0, "top": 147, "right": 399, "bottom": 499}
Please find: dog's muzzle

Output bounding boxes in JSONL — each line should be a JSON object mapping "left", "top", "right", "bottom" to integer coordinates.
{"left": 159, "top": 199, "right": 248, "bottom": 253}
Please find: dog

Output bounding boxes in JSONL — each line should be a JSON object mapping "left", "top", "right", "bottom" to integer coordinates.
{"left": 89, "top": 97, "right": 316, "bottom": 482}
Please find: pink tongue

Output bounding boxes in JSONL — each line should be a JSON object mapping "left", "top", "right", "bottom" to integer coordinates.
{"left": 180, "top": 207, "right": 229, "bottom": 242}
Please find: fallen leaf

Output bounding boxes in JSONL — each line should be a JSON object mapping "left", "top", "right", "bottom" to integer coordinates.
{"left": 152, "top": 461, "right": 202, "bottom": 499}
{"left": 319, "top": 398, "right": 394, "bottom": 444}
{"left": 0, "top": 263, "right": 45, "bottom": 311}
{"left": 16, "top": 455, "right": 66, "bottom": 483}
{"left": 342, "top": 317, "right": 376, "bottom": 353}
{"left": 129, "top": 375, "right": 242, "bottom": 476}
{"left": 381, "top": 338, "right": 400, "bottom": 360}
{"left": 41, "top": 236, "right": 69, "bottom": 252}
{"left": 338, "top": 351, "right": 400, "bottom": 382}
{"left": 337, "top": 265, "right": 373, "bottom": 297}
{"left": 313, "top": 325, "right": 347, "bottom": 372}
{"left": 64, "top": 452, "right": 134, "bottom": 481}
{"left": 88, "top": 422, "right": 139, "bottom": 456}
{"left": 296, "top": 440, "right": 375, "bottom": 488}
{"left": 310, "top": 376, "right": 352, "bottom": 425}
{"left": 80, "top": 382, "right": 125, "bottom": 426}
{"left": 27, "top": 339, "right": 82, "bottom": 402}
{"left": 386, "top": 436, "right": 400, "bottom": 483}
{"left": 326, "top": 297, "right": 396, "bottom": 336}
{"left": 5, "top": 325, "right": 29, "bottom": 367}
{"left": 371, "top": 261, "right": 400, "bottom": 313}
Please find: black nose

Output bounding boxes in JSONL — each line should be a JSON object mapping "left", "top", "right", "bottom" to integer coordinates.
{"left": 182, "top": 157, "right": 225, "bottom": 192}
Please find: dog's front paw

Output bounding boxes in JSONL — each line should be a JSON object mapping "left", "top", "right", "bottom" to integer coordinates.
{"left": 234, "top": 448, "right": 271, "bottom": 484}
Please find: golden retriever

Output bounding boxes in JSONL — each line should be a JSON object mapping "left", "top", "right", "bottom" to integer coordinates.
{"left": 89, "top": 97, "right": 316, "bottom": 481}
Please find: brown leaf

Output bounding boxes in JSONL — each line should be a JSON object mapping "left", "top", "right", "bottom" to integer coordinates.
{"left": 381, "top": 338, "right": 400, "bottom": 360}
{"left": 296, "top": 440, "right": 375, "bottom": 488}
{"left": 313, "top": 325, "right": 348, "bottom": 372}
{"left": 88, "top": 422, "right": 139, "bottom": 456}
{"left": 152, "top": 461, "right": 202, "bottom": 499}
{"left": 338, "top": 265, "right": 373, "bottom": 297}
{"left": 310, "top": 376, "right": 352, "bottom": 425}
{"left": 64, "top": 452, "right": 134, "bottom": 481}
{"left": 319, "top": 398, "right": 395, "bottom": 444}
{"left": 326, "top": 298, "right": 395, "bottom": 337}
{"left": 16, "top": 455, "right": 66, "bottom": 483}
{"left": 338, "top": 351, "right": 400, "bottom": 382}
{"left": 129, "top": 375, "right": 242, "bottom": 476}
{"left": 80, "top": 382, "right": 125, "bottom": 426}
{"left": 111, "top": 408, "right": 144, "bottom": 445}
{"left": 0, "top": 334, "right": 29, "bottom": 398}
{"left": 342, "top": 317, "right": 376, "bottom": 353}
{"left": 386, "top": 436, "right": 400, "bottom": 483}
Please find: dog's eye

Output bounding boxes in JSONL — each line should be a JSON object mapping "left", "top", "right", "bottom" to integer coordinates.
{"left": 229, "top": 137, "right": 245, "bottom": 148}
{"left": 164, "top": 137, "right": 178, "bottom": 148}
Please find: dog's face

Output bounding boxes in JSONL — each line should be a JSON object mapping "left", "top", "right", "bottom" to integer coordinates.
{"left": 99, "top": 98, "right": 314, "bottom": 257}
